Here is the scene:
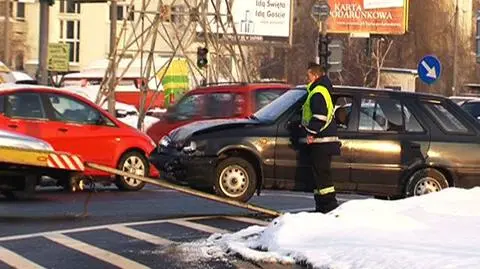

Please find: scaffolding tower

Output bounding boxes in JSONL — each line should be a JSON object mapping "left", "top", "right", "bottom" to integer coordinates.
{"left": 96, "top": 0, "right": 252, "bottom": 129}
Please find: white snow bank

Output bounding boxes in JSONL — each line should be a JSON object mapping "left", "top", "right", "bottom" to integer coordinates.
{"left": 179, "top": 188, "right": 480, "bottom": 269}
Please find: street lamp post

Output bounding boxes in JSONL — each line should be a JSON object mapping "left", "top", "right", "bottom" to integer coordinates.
{"left": 4, "top": 0, "right": 11, "bottom": 66}
{"left": 311, "top": 0, "right": 330, "bottom": 69}
{"left": 452, "top": 0, "right": 459, "bottom": 96}
{"left": 38, "top": 0, "right": 50, "bottom": 85}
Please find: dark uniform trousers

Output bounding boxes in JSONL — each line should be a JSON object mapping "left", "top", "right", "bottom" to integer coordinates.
{"left": 309, "top": 145, "right": 338, "bottom": 213}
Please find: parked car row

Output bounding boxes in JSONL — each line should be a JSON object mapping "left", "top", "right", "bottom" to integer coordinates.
{"left": 3, "top": 80, "right": 480, "bottom": 201}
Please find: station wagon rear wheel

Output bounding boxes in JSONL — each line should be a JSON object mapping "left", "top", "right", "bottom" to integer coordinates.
{"left": 406, "top": 168, "right": 449, "bottom": 197}
{"left": 115, "top": 151, "right": 148, "bottom": 191}
{"left": 214, "top": 157, "right": 257, "bottom": 202}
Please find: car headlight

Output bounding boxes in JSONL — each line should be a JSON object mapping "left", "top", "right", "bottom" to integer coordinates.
{"left": 159, "top": 136, "right": 171, "bottom": 148}
{"left": 183, "top": 141, "right": 197, "bottom": 153}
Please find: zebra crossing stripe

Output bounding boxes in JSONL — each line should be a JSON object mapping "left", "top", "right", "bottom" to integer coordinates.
{"left": 168, "top": 219, "right": 229, "bottom": 234}
{"left": 224, "top": 216, "right": 270, "bottom": 226}
{"left": 44, "top": 234, "right": 149, "bottom": 269}
{"left": 108, "top": 225, "right": 174, "bottom": 245}
{"left": 0, "top": 246, "right": 46, "bottom": 269}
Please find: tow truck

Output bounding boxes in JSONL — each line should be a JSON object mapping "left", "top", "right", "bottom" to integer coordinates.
{"left": 0, "top": 129, "right": 84, "bottom": 200}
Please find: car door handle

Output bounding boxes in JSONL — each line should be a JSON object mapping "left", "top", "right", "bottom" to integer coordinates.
{"left": 7, "top": 124, "right": 18, "bottom": 129}
{"left": 58, "top": 128, "right": 68, "bottom": 132}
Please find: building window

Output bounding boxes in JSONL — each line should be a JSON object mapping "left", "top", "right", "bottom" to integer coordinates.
{"left": 110, "top": 5, "right": 134, "bottom": 21}
{"left": 59, "top": 20, "right": 81, "bottom": 63}
{"left": 171, "top": 5, "right": 185, "bottom": 24}
{"left": 60, "top": 0, "right": 81, "bottom": 14}
{"left": 16, "top": 2, "right": 25, "bottom": 20}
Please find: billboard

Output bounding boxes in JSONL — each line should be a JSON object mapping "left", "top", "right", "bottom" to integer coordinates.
{"left": 326, "top": 0, "right": 408, "bottom": 35}
{"left": 196, "top": 0, "right": 292, "bottom": 41}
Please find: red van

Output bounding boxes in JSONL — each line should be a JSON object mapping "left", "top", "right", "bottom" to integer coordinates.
{"left": 146, "top": 82, "right": 293, "bottom": 144}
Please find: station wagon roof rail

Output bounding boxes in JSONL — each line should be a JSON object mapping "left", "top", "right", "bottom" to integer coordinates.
{"left": 294, "top": 84, "right": 446, "bottom": 99}
{"left": 202, "top": 81, "right": 289, "bottom": 87}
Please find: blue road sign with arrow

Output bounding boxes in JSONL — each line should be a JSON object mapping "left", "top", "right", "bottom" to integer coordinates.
{"left": 417, "top": 55, "right": 441, "bottom": 85}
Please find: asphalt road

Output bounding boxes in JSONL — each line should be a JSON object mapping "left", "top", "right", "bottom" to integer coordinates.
{"left": 0, "top": 185, "right": 369, "bottom": 268}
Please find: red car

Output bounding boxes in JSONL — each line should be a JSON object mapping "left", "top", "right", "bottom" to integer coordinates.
{"left": 0, "top": 84, "right": 157, "bottom": 191}
{"left": 146, "top": 82, "right": 293, "bottom": 144}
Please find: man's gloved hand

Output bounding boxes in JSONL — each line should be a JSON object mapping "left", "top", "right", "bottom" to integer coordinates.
{"left": 307, "top": 135, "right": 314, "bottom": 144}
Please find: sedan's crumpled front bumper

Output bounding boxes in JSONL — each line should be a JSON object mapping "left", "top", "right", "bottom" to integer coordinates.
{"left": 149, "top": 147, "right": 217, "bottom": 188}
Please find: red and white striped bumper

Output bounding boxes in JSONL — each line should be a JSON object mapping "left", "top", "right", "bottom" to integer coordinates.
{"left": 47, "top": 153, "right": 85, "bottom": 171}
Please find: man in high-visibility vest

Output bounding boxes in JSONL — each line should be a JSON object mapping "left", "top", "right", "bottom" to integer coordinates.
{"left": 301, "top": 62, "right": 341, "bottom": 213}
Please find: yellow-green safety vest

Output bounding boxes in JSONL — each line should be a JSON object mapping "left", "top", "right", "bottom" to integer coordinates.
{"left": 302, "top": 82, "right": 334, "bottom": 133}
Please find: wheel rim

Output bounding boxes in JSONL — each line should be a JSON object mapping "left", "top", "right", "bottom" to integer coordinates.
{"left": 219, "top": 164, "right": 249, "bottom": 198}
{"left": 121, "top": 156, "right": 145, "bottom": 187}
{"left": 413, "top": 177, "right": 442, "bottom": 196}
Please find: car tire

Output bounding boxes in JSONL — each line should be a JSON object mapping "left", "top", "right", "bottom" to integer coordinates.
{"left": 214, "top": 157, "right": 257, "bottom": 202}
{"left": 405, "top": 168, "right": 449, "bottom": 197}
{"left": 2, "top": 175, "right": 37, "bottom": 200}
{"left": 115, "top": 151, "right": 148, "bottom": 191}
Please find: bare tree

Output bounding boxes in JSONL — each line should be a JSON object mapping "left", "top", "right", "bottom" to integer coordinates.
{"left": 372, "top": 38, "right": 394, "bottom": 88}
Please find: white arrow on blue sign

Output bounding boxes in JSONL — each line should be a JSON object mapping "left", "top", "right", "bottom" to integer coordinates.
{"left": 417, "top": 55, "right": 441, "bottom": 85}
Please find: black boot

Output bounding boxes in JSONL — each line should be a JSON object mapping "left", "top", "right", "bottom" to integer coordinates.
{"left": 314, "top": 193, "right": 339, "bottom": 213}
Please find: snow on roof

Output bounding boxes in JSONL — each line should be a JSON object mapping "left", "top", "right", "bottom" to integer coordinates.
{"left": 11, "top": 71, "right": 34, "bottom": 81}
{"left": 380, "top": 67, "right": 418, "bottom": 75}
{"left": 0, "top": 83, "right": 54, "bottom": 91}
{"left": 65, "top": 56, "right": 178, "bottom": 79}
{"left": 176, "top": 187, "right": 480, "bottom": 268}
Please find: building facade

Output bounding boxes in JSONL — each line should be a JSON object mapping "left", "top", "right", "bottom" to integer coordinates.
{"left": 4, "top": 0, "right": 480, "bottom": 96}
{"left": 22, "top": 0, "right": 120, "bottom": 75}
{"left": 14, "top": 0, "right": 217, "bottom": 79}
{"left": 0, "top": 0, "right": 28, "bottom": 70}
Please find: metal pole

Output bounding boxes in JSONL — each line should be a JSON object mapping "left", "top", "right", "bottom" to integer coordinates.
{"left": 452, "top": 0, "right": 459, "bottom": 96}
{"left": 110, "top": 0, "right": 117, "bottom": 55}
{"left": 316, "top": 20, "right": 328, "bottom": 69}
{"left": 108, "top": 0, "right": 118, "bottom": 115}
{"left": 4, "top": 0, "right": 11, "bottom": 66}
{"left": 86, "top": 162, "right": 282, "bottom": 217}
{"left": 38, "top": 0, "right": 49, "bottom": 85}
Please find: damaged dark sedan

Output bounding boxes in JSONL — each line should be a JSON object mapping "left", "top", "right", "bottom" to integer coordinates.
{"left": 150, "top": 86, "right": 480, "bottom": 202}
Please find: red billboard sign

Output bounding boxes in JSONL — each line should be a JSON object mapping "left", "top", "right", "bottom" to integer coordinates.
{"left": 326, "top": 0, "right": 409, "bottom": 35}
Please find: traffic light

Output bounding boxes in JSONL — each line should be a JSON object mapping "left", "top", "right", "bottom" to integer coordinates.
{"left": 197, "top": 47, "right": 209, "bottom": 68}
{"left": 318, "top": 34, "right": 332, "bottom": 71}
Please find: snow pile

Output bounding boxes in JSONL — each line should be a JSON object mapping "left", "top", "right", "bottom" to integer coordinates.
{"left": 182, "top": 188, "right": 480, "bottom": 269}
{"left": 147, "top": 107, "right": 167, "bottom": 114}
{"left": 118, "top": 115, "right": 160, "bottom": 131}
